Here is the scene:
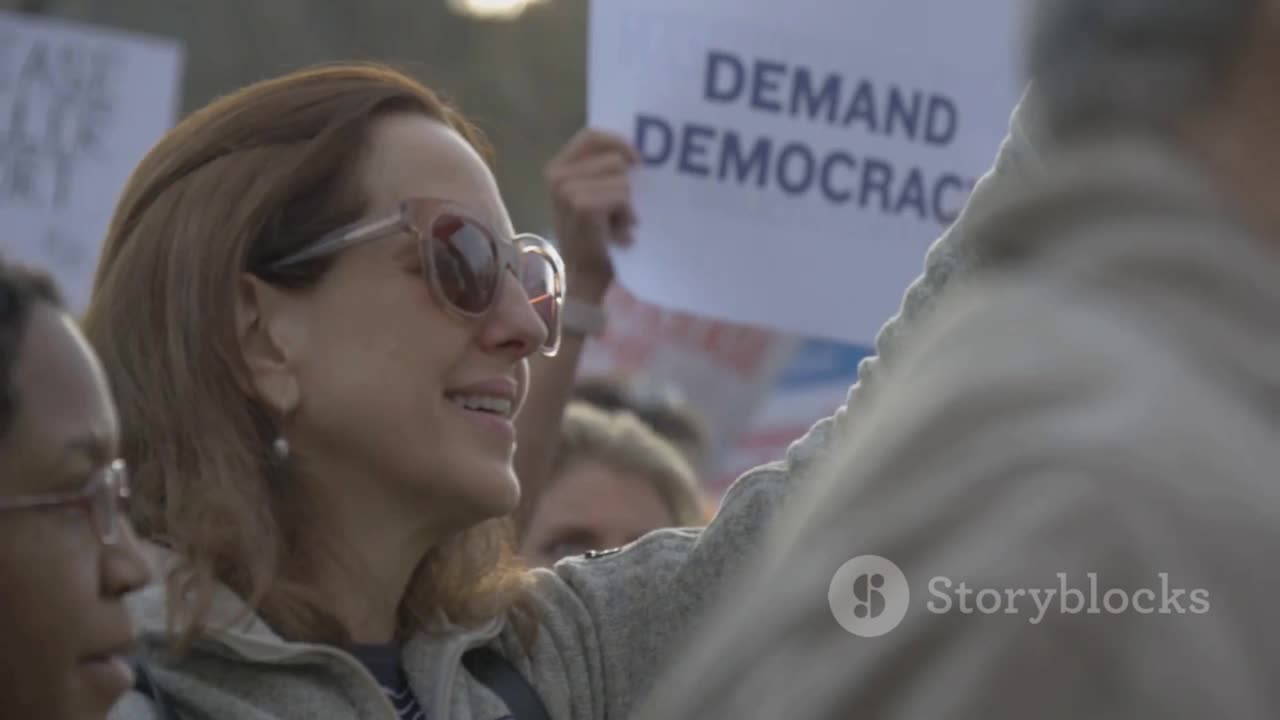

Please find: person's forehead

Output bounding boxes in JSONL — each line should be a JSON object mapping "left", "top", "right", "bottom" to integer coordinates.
{"left": 543, "top": 460, "right": 671, "bottom": 525}
{"left": 358, "top": 113, "right": 513, "bottom": 235}
{"left": 0, "top": 307, "right": 117, "bottom": 492}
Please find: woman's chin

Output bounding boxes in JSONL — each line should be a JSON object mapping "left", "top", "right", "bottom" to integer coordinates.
{"left": 462, "top": 465, "right": 522, "bottom": 518}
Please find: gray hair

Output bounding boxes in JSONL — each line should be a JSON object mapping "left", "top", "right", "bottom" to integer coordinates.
{"left": 1029, "top": 0, "right": 1258, "bottom": 138}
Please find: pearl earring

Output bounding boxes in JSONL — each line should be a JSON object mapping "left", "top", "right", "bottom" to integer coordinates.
{"left": 272, "top": 435, "right": 291, "bottom": 462}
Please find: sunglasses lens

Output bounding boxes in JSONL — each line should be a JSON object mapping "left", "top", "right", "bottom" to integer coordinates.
{"left": 428, "top": 213, "right": 499, "bottom": 314}
{"left": 519, "top": 249, "right": 560, "bottom": 350}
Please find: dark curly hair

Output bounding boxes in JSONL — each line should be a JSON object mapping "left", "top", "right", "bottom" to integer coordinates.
{"left": 0, "top": 258, "right": 63, "bottom": 440}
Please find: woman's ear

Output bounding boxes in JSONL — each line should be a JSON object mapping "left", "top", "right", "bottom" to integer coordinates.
{"left": 236, "top": 273, "right": 304, "bottom": 417}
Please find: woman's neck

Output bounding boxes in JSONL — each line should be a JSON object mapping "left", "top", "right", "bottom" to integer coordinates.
{"left": 307, "top": 535, "right": 420, "bottom": 645}
{"left": 287, "top": 476, "right": 445, "bottom": 645}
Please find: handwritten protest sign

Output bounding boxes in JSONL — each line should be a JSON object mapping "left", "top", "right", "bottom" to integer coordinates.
{"left": 589, "top": 0, "right": 1021, "bottom": 343}
{"left": 578, "top": 285, "right": 799, "bottom": 479}
{"left": 0, "top": 12, "right": 183, "bottom": 312}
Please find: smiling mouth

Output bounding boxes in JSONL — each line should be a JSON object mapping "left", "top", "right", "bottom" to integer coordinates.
{"left": 446, "top": 393, "right": 514, "bottom": 418}
{"left": 81, "top": 653, "right": 135, "bottom": 695}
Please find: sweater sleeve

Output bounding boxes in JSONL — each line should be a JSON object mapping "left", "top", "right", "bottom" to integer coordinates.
{"left": 503, "top": 87, "right": 1047, "bottom": 720}
{"left": 513, "top": 400, "right": 839, "bottom": 719}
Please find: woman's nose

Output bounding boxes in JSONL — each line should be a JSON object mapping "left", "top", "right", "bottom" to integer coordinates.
{"left": 101, "top": 521, "right": 153, "bottom": 598}
{"left": 478, "top": 271, "right": 549, "bottom": 358}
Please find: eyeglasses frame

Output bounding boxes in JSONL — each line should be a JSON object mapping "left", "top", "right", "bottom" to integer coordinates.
{"left": 267, "top": 197, "right": 566, "bottom": 356}
{"left": 0, "top": 459, "right": 132, "bottom": 545}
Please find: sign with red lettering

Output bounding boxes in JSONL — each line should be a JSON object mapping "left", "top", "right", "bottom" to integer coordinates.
{"left": 716, "top": 339, "right": 870, "bottom": 494}
{"left": 579, "top": 286, "right": 799, "bottom": 480}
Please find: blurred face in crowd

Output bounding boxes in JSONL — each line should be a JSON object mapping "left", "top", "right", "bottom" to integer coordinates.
{"left": 0, "top": 305, "right": 151, "bottom": 720}
{"left": 244, "top": 112, "right": 547, "bottom": 537}
{"left": 521, "top": 458, "right": 678, "bottom": 567}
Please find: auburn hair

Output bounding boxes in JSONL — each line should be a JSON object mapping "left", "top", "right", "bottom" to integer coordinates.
{"left": 83, "top": 63, "right": 533, "bottom": 648}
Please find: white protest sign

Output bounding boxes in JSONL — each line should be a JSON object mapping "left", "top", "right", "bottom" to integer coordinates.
{"left": 0, "top": 12, "right": 183, "bottom": 312}
{"left": 578, "top": 285, "right": 799, "bottom": 480}
{"left": 589, "top": 0, "right": 1021, "bottom": 343}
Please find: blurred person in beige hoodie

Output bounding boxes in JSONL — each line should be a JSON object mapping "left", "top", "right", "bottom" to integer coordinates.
{"left": 638, "top": 0, "right": 1280, "bottom": 718}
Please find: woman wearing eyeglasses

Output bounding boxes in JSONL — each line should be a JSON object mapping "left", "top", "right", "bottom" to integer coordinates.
{"left": 0, "top": 261, "right": 152, "bottom": 720}
{"left": 86, "top": 63, "right": 831, "bottom": 720}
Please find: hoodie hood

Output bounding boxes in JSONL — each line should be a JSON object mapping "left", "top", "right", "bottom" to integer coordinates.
{"left": 839, "top": 86, "right": 1050, "bottom": 422}
{"left": 127, "top": 543, "right": 292, "bottom": 655}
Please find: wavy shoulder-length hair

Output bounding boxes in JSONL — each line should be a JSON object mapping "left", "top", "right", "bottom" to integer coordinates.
{"left": 83, "top": 63, "right": 533, "bottom": 648}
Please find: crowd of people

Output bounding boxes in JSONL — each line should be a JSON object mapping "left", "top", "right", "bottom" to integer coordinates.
{"left": 3, "top": 0, "right": 1280, "bottom": 717}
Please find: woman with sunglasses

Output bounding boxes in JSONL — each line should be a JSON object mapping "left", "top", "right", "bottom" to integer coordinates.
{"left": 88, "top": 63, "right": 828, "bottom": 720}
{"left": 0, "top": 260, "right": 152, "bottom": 719}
